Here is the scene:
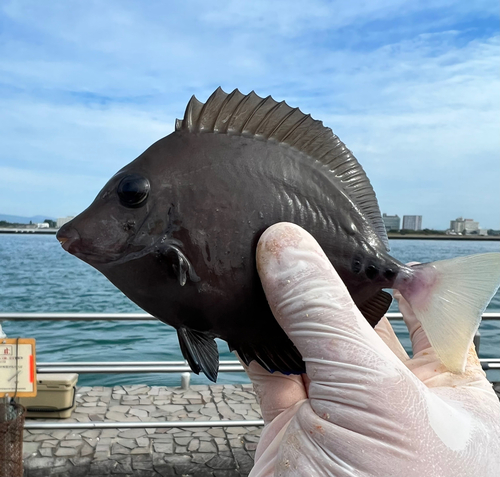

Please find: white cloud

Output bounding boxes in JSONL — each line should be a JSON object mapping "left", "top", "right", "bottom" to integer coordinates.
{"left": 0, "top": 0, "right": 498, "bottom": 228}
{"left": 201, "top": 0, "right": 496, "bottom": 36}
{"left": 0, "top": 98, "right": 171, "bottom": 171}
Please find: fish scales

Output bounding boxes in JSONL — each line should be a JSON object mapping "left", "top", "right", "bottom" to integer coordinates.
{"left": 57, "top": 87, "right": 500, "bottom": 381}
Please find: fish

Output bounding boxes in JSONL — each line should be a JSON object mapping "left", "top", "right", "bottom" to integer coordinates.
{"left": 57, "top": 87, "right": 500, "bottom": 382}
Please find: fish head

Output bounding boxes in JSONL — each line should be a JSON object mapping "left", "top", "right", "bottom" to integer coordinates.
{"left": 55, "top": 132, "right": 238, "bottom": 327}
{"left": 56, "top": 144, "right": 174, "bottom": 267}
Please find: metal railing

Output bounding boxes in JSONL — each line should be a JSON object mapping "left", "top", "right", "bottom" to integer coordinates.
{"left": 31, "top": 359, "right": 500, "bottom": 373}
{"left": 23, "top": 419, "right": 265, "bottom": 430}
{"left": 1, "top": 312, "right": 499, "bottom": 430}
{"left": 1, "top": 312, "right": 498, "bottom": 321}
{"left": 2, "top": 312, "right": 499, "bottom": 323}
{"left": 35, "top": 361, "right": 244, "bottom": 374}
{"left": 2, "top": 312, "right": 499, "bottom": 373}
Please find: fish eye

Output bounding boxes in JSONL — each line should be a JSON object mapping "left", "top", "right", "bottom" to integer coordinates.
{"left": 117, "top": 174, "right": 150, "bottom": 208}
{"left": 352, "top": 258, "right": 362, "bottom": 274}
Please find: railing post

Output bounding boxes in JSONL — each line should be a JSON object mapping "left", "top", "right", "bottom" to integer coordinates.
{"left": 474, "top": 331, "right": 480, "bottom": 353}
{"left": 180, "top": 372, "right": 191, "bottom": 390}
{"left": 180, "top": 360, "right": 191, "bottom": 389}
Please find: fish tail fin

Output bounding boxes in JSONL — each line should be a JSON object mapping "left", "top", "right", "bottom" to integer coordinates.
{"left": 396, "top": 253, "right": 500, "bottom": 373}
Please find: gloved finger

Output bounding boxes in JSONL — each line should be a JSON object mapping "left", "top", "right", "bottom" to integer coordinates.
{"left": 374, "top": 316, "right": 409, "bottom": 362}
{"left": 256, "top": 223, "right": 412, "bottom": 399}
{"left": 237, "top": 356, "right": 307, "bottom": 425}
{"left": 393, "top": 261, "right": 432, "bottom": 357}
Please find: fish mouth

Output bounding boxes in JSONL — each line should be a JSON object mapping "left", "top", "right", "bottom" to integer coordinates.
{"left": 56, "top": 226, "right": 81, "bottom": 253}
{"left": 56, "top": 226, "right": 120, "bottom": 263}
{"left": 55, "top": 202, "right": 163, "bottom": 266}
{"left": 55, "top": 222, "right": 164, "bottom": 266}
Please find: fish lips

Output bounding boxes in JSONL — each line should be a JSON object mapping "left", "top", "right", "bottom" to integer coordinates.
{"left": 56, "top": 226, "right": 123, "bottom": 264}
{"left": 56, "top": 226, "right": 80, "bottom": 252}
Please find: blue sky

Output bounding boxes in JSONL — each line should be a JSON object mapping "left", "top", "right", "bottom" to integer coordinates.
{"left": 1, "top": 0, "right": 498, "bottom": 229}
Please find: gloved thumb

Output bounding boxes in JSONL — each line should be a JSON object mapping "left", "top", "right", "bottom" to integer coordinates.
{"left": 257, "top": 223, "right": 411, "bottom": 398}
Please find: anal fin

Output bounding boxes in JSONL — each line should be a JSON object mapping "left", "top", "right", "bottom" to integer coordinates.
{"left": 232, "top": 334, "right": 306, "bottom": 375}
{"left": 358, "top": 290, "right": 393, "bottom": 327}
{"left": 177, "top": 328, "right": 219, "bottom": 382}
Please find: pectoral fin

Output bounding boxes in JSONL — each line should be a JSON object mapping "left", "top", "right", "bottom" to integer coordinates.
{"left": 163, "top": 243, "right": 200, "bottom": 286}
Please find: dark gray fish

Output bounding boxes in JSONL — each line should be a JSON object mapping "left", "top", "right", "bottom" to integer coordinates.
{"left": 57, "top": 88, "right": 500, "bottom": 381}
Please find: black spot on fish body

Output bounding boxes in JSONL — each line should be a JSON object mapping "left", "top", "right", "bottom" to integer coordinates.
{"left": 365, "top": 265, "right": 379, "bottom": 280}
{"left": 352, "top": 257, "right": 362, "bottom": 274}
{"left": 384, "top": 268, "right": 396, "bottom": 280}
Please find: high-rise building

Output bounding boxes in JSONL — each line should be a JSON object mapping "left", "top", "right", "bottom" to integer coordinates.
{"left": 450, "top": 218, "right": 464, "bottom": 233}
{"left": 450, "top": 217, "right": 479, "bottom": 234}
{"left": 402, "top": 215, "right": 422, "bottom": 231}
{"left": 382, "top": 213, "right": 400, "bottom": 231}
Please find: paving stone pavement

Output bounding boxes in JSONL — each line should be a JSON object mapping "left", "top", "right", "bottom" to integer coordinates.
{"left": 22, "top": 384, "right": 262, "bottom": 477}
{"left": 20, "top": 382, "right": 500, "bottom": 476}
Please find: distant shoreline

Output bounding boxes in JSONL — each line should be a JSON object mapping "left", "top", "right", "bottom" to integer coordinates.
{"left": 0, "top": 227, "right": 58, "bottom": 234}
{"left": 388, "top": 234, "right": 500, "bottom": 241}
{"left": 1, "top": 227, "right": 499, "bottom": 241}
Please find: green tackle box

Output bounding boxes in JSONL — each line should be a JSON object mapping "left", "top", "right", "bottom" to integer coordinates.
{"left": 18, "top": 373, "right": 78, "bottom": 418}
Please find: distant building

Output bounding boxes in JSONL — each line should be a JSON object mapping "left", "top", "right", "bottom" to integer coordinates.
{"left": 36, "top": 223, "right": 49, "bottom": 229}
{"left": 402, "top": 215, "right": 422, "bottom": 231}
{"left": 56, "top": 216, "right": 74, "bottom": 228}
{"left": 382, "top": 213, "right": 400, "bottom": 231}
{"left": 449, "top": 218, "right": 464, "bottom": 234}
{"left": 450, "top": 217, "right": 479, "bottom": 235}
{"left": 464, "top": 219, "right": 479, "bottom": 234}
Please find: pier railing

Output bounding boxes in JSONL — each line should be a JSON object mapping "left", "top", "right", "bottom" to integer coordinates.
{"left": 1, "top": 312, "right": 499, "bottom": 430}
{"left": 1, "top": 312, "right": 499, "bottom": 373}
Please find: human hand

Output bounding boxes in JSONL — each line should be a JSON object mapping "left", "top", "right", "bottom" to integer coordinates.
{"left": 244, "top": 223, "right": 500, "bottom": 477}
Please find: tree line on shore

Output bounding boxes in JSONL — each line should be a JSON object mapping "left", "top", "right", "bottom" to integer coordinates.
{"left": 0, "top": 219, "right": 57, "bottom": 228}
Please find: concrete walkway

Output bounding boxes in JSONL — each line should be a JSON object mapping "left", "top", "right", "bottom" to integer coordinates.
{"left": 21, "top": 382, "right": 500, "bottom": 476}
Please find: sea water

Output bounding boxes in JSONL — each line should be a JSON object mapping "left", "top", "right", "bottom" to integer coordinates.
{"left": 0, "top": 234, "right": 499, "bottom": 386}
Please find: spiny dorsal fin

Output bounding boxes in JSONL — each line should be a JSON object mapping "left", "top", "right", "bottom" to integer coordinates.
{"left": 176, "top": 87, "right": 389, "bottom": 250}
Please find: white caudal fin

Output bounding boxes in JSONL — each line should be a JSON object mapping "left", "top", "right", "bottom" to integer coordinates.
{"left": 398, "top": 253, "right": 500, "bottom": 373}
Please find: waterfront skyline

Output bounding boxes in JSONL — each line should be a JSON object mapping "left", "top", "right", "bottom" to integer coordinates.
{"left": 1, "top": 1, "right": 499, "bottom": 229}
{"left": 3, "top": 212, "right": 498, "bottom": 234}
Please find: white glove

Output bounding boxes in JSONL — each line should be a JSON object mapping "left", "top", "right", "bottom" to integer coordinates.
{"left": 245, "top": 223, "right": 500, "bottom": 477}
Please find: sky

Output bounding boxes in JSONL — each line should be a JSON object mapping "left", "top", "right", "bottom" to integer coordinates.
{"left": 0, "top": 0, "right": 499, "bottom": 230}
